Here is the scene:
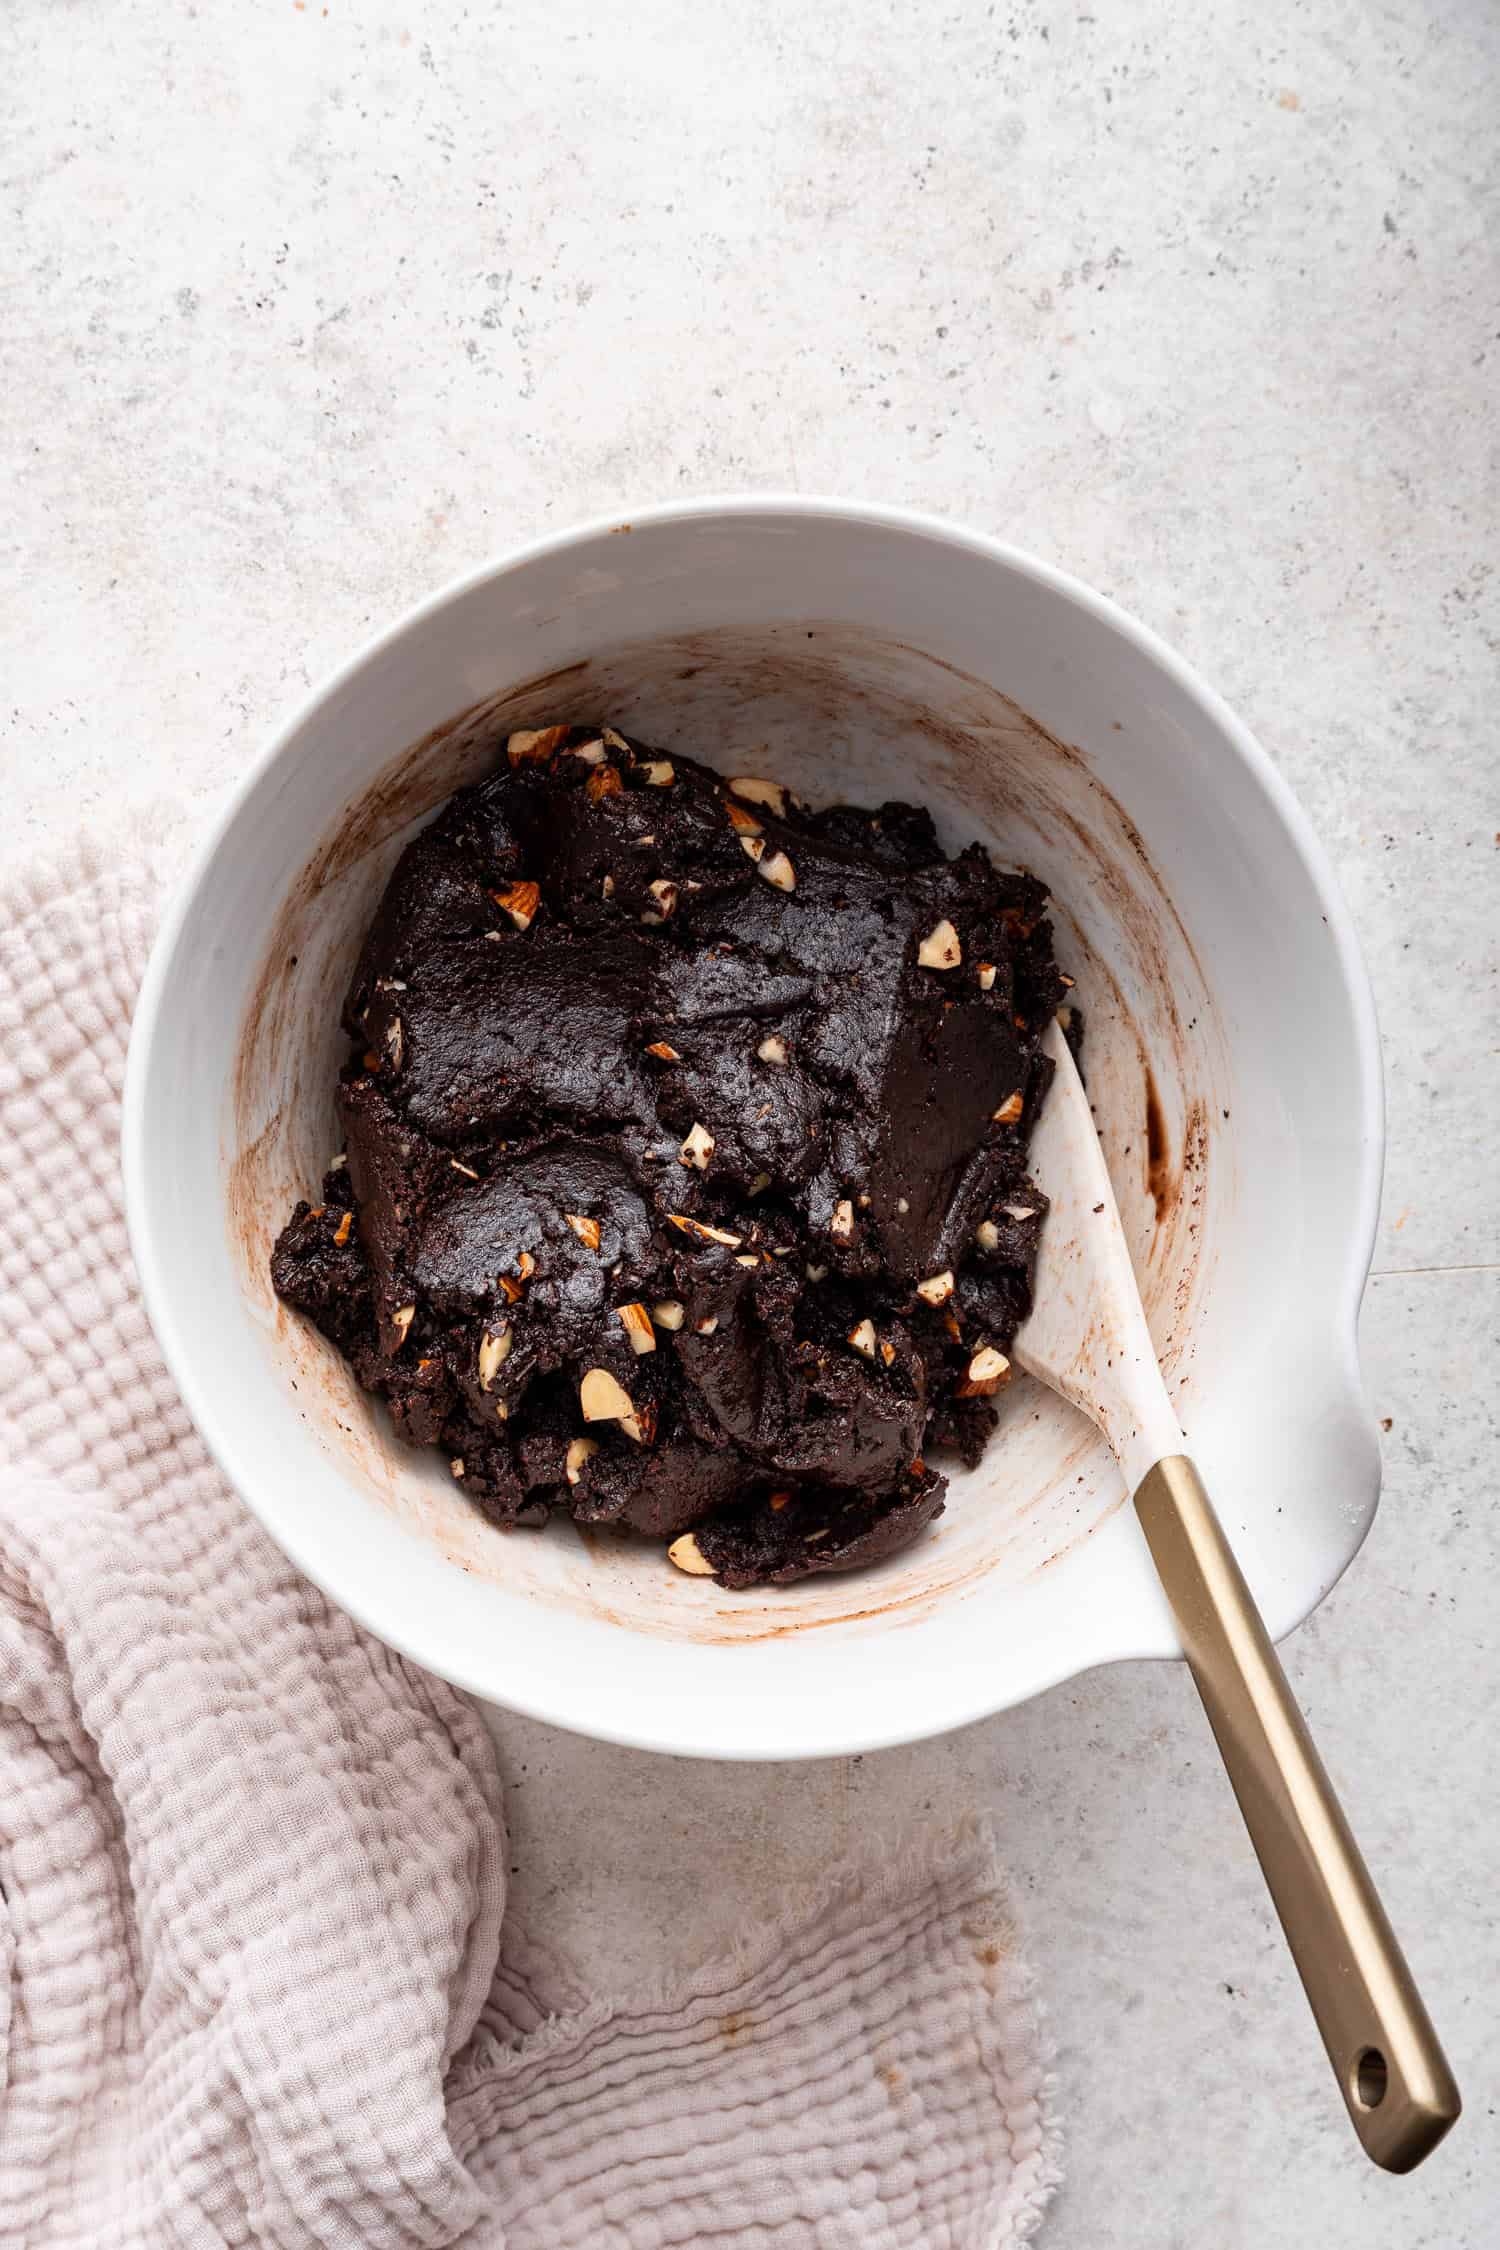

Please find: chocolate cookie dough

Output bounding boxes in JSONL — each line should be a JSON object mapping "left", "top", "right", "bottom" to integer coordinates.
{"left": 271, "top": 721, "right": 1069, "bottom": 1588}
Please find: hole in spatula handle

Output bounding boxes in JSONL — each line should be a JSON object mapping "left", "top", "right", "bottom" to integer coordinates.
{"left": 1353, "top": 2047, "right": 1389, "bottom": 2110}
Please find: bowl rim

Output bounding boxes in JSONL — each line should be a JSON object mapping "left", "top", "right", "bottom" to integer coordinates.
{"left": 122, "top": 493, "right": 1385, "bottom": 1748}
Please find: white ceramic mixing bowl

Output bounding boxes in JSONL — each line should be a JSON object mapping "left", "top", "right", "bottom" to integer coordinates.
{"left": 123, "top": 498, "right": 1383, "bottom": 1759}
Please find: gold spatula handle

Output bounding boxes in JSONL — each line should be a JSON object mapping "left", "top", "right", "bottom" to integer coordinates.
{"left": 1134, "top": 1455, "right": 1460, "bottom": 2171}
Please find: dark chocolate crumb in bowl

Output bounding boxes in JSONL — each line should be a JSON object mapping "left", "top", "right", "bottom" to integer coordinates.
{"left": 270, "top": 721, "right": 1068, "bottom": 1588}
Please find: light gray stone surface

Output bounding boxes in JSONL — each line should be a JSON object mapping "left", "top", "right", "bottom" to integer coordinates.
{"left": 6, "top": 1, "right": 1496, "bottom": 2240}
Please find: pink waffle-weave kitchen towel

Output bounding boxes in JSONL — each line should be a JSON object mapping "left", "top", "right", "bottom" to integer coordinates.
{"left": 0, "top": 826, "right": 1060, "bottom": 2249}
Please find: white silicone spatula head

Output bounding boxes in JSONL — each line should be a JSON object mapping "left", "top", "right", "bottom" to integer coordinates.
{"left": 1013, "top": 1019, "right": 1183, "bottom": 1490}
{"left": 1012, "top": 1016, "right": 1459, "bottom": 2173}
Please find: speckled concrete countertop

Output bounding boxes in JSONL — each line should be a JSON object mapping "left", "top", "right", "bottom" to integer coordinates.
{"left": 6, "top": 2, "right": 1495, "bottom": 2238}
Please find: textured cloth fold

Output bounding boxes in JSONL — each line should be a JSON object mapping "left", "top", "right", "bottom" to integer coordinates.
{"left": 0, "top": 828, "right": 1059, "bottom": 2248}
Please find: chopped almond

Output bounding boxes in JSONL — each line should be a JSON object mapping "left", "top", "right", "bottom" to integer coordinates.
{"left": 667, "top": 1532, "right": 716, "bottom": 1576}
{"left": 617, "top": 1302, "right": 657, "bottom": 1355}
{"left": 491, "top": 879, "right": 540, "bottom": 931}
{"left": 917, "top": 919, "right": 962, "bottom": 970}
{"left": 477, "top": 1325, "right": 512, "bottom": 1388}
{"left": 580, "top": 1366, "right": 635, "bottom": 1423}
{"left": 730, "top": 775, "right": 789, "bottom": 816}
{"left": 506, "top": 725, "right": 569, "bottom": 765}
{"left": 667, "top": 1214, "right": 742, "bottom": 1248}
{"left": 679, "top": 1121, "right": 715, "bottom": 1170}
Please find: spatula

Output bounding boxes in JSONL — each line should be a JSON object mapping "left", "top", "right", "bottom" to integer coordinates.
{"left": 1014, "top": 1018, "right": 1460, "bottom": 2171}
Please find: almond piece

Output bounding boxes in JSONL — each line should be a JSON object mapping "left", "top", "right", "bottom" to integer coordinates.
{"left": 830, "top": 1199, "right": 854, "bottom": 1241}
{"left": 450, "top": 1159, "right": 480, "bottom": 1180}
{"left": 565, "top": 1213, "right": 602, "bottom": 1251}
{"left": 968, "top": 1344, "right": 1010, "bottom": 1385}
{"left": 1003, "top": 1203, "right": 1038, "bottom": 1222}
{"left": 333, "top": 1210, "right": 353, "bottom": 1247}
{"left": 492, "top": 880, "right": 540, "bottom": 931}
{"left": 768, "top": 1490, "right": 792, "bottom": 1512}
{"left": 478, "top": 1325, "right": 512, "bottom": 1388}
{"left": 975, "top": 1219, "right": 1001, "bottom": 1253}
{"left": 977, "top": 962, "right": 997, "bottom": 991}
{"left": 993, "top": 1091, "right": 1024, "bottom": 1125}
{"left": 848, "top": 1318, "right": 878, "bottom": 1360}
{"left": 730, "top": 775, "right": 788, "bottom": 816}
{"left": 679, "top": 1121, "right": 715, "bottom": 1170}
{"left": 647, "top": 877, "right": 678, "bottom": 919}
{"left": 506, "top": 725, "right": 569, "bottom": 765}
{"left": 646, "top": 1039, "right": 682, "bottom": 1061}
{"left": 652, "top": 1299, "right": 686, "bottom": 1330}
{"left": 917, "top": 918, "right": 962, "bottom": 970}
{"left": 384, "top": 1016, "right": 405, "bottom": 1070}
{"left": 580, "top": 1366, "right": 636, "bottom": 1423}
{"left": 586, "top": 764, "right": 624, "bottom": 802}
{"left": 450, "top": 1457, "right": 465, "bottom": 1478}
{"left": 570, "top": 738, "right": 606, "bottom": 765}
{"left": 667, "top": 1532, "right": 716, "bottom": 1576}
{"left": 565, "top": 1437, "right": 599, "bottom": 1484}
{"left": 739, "top": 833, "right": 766, "bottom": 864}
{"left": 758, "top": 849, "right": 796, "bottom": 892}
{"left": 640, "top": 760, "right": 675, "bottom": 786}
{"left": 390, "top": 1303, "right": 416, "bottom": 1346}
{"left": 756, "top": 1034, "right": 788, "bottom": 1065}
{"left": 617, "top": 1302, "right": 657, "bottom": 1354}
{"left": 916, "top": 1270, "right": 954, "bottom": 1306}
{"left": 734, "top": 1252, "right": 760, "bottom": 1268}
{"left": 725, "top": 800, "right": 763, "bottom": 835}
{"left": 805, "top": 1262, "right": 829, "bottom": 1283}
{"left": 601, "top": 725, "right": 631, "bottom": 752}
{"left": 667, "top": 1213, "right": 742, "bottom": 1248}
